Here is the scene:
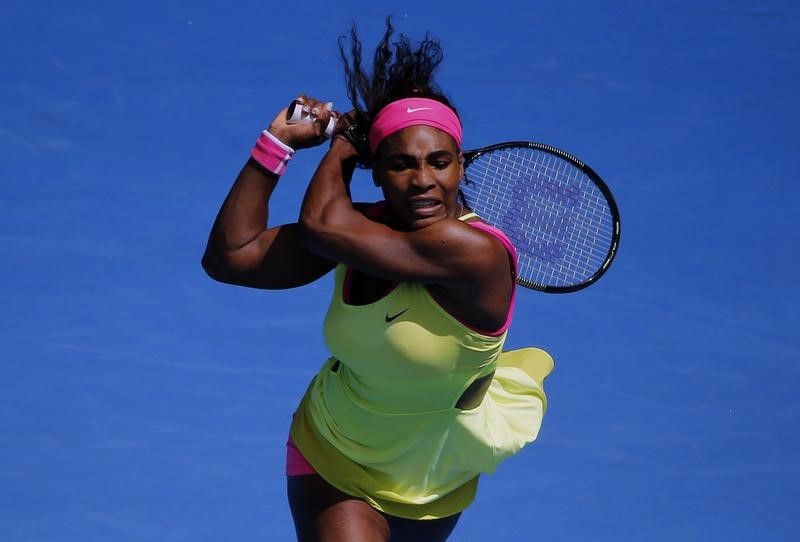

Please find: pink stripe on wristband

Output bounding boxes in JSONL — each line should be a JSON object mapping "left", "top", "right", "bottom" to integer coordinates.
{"left": 251, "top": 130, "right": 295, "bottom": 175}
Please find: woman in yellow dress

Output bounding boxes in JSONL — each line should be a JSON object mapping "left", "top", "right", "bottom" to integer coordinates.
{"left": 202, "top": 18, "right": 552, "bottom": 542}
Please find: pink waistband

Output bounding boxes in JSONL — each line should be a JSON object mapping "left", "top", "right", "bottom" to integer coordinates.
{"left": 286, "top": 436, "right": 317, "bottom": 476}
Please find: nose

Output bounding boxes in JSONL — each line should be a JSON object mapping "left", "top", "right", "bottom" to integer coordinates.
{"left": 410, "top": 164, "right": 435, "bottom": 190}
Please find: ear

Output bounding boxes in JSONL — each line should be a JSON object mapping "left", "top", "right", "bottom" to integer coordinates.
{"left": 371, "top": 168, "right": 381, "bottom": 188}
{"left": 458, "top": 151, "right": 465, "bottom": 179}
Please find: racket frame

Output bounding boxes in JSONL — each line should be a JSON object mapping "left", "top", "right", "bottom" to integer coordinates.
{"left": 461, "top": 141, "right": 621, "bottom": 293}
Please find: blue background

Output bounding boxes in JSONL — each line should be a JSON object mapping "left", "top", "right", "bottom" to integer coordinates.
{"left": 2, "top": 1, "right": 798, "bottom": 540}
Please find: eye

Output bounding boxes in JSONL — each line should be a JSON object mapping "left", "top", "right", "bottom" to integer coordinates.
{"left": 427, "top": 151, "right": 455, "bottom": 170}
{"left": 387, "top": 156, "right": 417, "bottom": 171}
{"left": 387, "top": 159, "right": 413, "bottom": 171}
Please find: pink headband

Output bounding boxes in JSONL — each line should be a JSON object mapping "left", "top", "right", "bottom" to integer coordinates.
{"left": 368, "top": 97, "right": 462, "bottom": 155}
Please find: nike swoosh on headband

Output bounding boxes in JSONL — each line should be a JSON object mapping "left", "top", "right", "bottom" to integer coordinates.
{"left": 406, "top": 107, "right": 434, "bottom": 113}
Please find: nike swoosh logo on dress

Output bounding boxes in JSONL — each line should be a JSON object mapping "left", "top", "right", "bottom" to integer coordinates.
{"left": 385, "top": 309, "right": 409, "bottom": 322}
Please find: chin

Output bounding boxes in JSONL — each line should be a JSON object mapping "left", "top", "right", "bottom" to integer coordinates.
{"left": 408, "top": 213, "right": 446, "bottom": 230}
{"left": 386, "top": 201, "right": 448, "bottom": 230}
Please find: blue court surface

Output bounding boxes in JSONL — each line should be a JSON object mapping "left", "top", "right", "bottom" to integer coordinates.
{"left": 2, "top": 1, "right": 798, "bottom": 540}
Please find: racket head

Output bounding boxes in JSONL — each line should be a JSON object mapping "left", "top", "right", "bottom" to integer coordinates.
{"left": 461, "top": 141, "right": 620, "bottom": 293}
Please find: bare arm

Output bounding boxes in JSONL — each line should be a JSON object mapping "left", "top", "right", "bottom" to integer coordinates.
{"left": 201, "top": 101, "right": 337, "bottom": 290}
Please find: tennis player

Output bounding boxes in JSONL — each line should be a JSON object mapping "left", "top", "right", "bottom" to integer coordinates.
{"left": 202, "top": 18, "right": 552, "bottom": 542}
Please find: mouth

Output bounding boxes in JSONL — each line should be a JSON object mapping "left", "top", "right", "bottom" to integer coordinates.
{"left": 407, "top": 198, "right": 442, "bottom": 216}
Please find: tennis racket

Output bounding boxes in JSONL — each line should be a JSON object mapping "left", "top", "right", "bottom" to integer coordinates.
{"left": 461, "top": 142, "right": 620, "bottom": 293}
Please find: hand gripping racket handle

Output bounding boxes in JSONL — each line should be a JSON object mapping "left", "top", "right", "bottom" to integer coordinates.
{"left": 286, "top": 100, "right": 337, "bottom": 139}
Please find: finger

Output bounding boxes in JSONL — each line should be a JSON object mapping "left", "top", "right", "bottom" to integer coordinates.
{"left": 289, "top": 97, "right": 328, "bottom": 120}
{"left": 309, "top": 104, "right": 338, "bottom": 138}
{"left": 289, "top": 97, "right": 338, "bottom": 139}
{"left": 285, "top": 98, "right": 312, "bottom": 123}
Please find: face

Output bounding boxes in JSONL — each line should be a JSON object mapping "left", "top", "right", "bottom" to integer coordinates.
{"left": 372, "top": 125, "right": 464, "bottom": 230}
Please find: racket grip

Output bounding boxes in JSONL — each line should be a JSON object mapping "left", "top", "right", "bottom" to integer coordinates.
{"left": 286, "top": 100, "right": 337, "bottom": 139}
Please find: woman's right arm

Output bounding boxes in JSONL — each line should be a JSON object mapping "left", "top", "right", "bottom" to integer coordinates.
{"left": 201, "top": 101, "right": 337, "bottom": 290}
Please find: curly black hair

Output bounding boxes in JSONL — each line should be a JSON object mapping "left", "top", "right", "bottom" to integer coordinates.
{"left": 338, "top": 17, "right": 458, "bottom": 131}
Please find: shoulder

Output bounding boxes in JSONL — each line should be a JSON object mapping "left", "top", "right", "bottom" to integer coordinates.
{"left": 452, "top": 216, "right": 517, "bottom": 284}
{"left": 427, "top": 216, "right": 516, "bottom": 330}
{"left": 415, "top": 216, "right": 511, "bottom": 277}
{"left": 462, "top": 217, "right": 517, "bottom": 264}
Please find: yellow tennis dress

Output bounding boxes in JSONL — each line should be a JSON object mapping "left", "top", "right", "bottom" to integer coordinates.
{"left": 290, "top": 215, "right": 553, "bottom": 519}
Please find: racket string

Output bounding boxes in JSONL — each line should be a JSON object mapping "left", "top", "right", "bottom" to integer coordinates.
{"left": 463, "top": 147, "right": 615, "bottom": 289}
